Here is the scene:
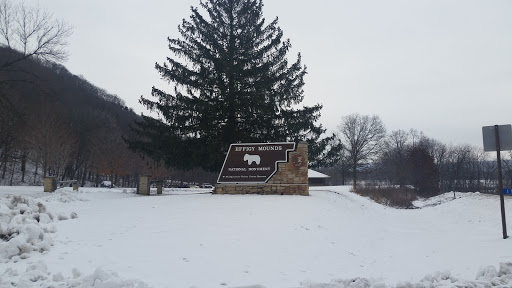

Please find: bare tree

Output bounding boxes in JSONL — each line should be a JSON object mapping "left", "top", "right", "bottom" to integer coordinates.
{"left": 338, "top": 114, "right": 386, "bottom": 190}
{"left": 412, "top": 136, "right": 447, "bottom": 191}
{"left": 334, "top": 148, "right": 350, "bottom": 185}
{"left": 0, "top": 0, "right": 72, "bottom": 112}
{"left": 409, "top": 128, "right": 426, "bottom": 148}
{"left": 0, "top": 0, "right": 72, "bottom": 67}
{"left": 380, "top": 129, "right": 411, "bottom": 188}
{"left": 25, "top": 108, "right": 77, "bottom": 178}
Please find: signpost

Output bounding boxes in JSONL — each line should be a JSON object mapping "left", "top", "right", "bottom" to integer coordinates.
{"left": 217, "top": 142, "right": 296, "bottom": 184}
{"left": 482, "top": 124, "right": 512, "bottom": 239}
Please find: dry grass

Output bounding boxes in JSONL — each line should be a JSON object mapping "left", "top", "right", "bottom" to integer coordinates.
{"left": 354, "top": 185, "right": 419, "bottom": 209}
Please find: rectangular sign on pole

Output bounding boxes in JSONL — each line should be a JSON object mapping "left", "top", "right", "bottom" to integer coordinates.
{"left": 482, "top": 124, "right": 511, "bottom": 239}
{"left": 482, "top": 125, "right": 512, "bottom": 152}
{"left": 505, "top": 189, "right": 512, "bottom": 195}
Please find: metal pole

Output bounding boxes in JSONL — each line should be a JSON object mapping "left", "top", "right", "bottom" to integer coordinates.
{"left": 495, "top": 125, "right": 508, "bottom": 239}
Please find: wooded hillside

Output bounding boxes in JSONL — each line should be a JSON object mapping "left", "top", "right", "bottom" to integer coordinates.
{"left": 0, "top": 47, "right": 150, "bottom": 187}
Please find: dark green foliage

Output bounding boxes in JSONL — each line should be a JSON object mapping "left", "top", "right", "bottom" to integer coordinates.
{"left": 128, "top": 0, "right": 325, "bottom": 171}
{"left": 406, "top": 146, "right": 440, "bottom": 197}
{"left": 308, "top": 134, "right": 343, "bottom": 169}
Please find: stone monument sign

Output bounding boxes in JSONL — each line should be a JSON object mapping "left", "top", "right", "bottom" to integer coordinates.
{"left": 218, "top": 142, "right": 296, "bottom": 183}
{"left": 215, "top": 142, "right": 309, "bottom": 196}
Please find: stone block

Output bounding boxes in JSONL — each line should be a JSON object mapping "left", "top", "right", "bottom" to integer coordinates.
{"left": 157, "top": 181, "right": 163, "bottom": 195}
{"left": 138, "top": 176, "right": 151, "bottom": 195}
{"left": 44, "top": 177, "right": 56, "bottom": 193}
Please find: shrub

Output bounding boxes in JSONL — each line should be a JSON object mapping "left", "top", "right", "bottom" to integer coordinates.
{"left": 355, "top": 185, "right": 419, "bottom": 209}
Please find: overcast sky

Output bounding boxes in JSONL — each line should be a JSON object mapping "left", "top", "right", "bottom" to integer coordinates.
{"left": 26, "top": 0, "right": 512, "bottom": 148}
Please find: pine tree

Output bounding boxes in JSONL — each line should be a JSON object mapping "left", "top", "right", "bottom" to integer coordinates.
{"left": 406, "top": 146, "right": 440, "bottom": 197}
{"left": 128, "top": 0, "right": 326, "bottom": 171}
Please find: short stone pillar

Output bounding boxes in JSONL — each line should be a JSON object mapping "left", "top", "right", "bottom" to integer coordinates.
{"left": 44, "top": 177, "right": 57, "bottom": 192}
{"left": 156, "top": 181, "right": 163, "bottom": 195}
{"left": 138, "top": 176, "right": 151, "bottom": 195}
{"left": 72, "top": 182, "right": 78, "bottom": 191}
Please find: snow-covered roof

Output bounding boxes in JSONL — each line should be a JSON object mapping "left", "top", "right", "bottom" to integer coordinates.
{"left": 308, "top": 169, "right": 330, "bottom": 178}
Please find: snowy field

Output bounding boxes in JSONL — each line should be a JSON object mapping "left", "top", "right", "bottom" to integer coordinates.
{"left": 1, "top": 185, "right": 511, "bottom": 288}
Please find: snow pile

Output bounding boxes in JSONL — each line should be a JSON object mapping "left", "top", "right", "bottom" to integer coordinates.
{"left": 0, "top": 262, "right": 150, "bottom": 288}
{"left": 0, "top": 194, "right": 75, "bottom": 262}
{"left": 413, "top": 192, "right": 462, "bottom": 208}
{"left": 0, "top": 192, "right": 147, "bottom": 287}
{"left": 299, "top": 263, "right": 512, "bottom": 288}
{"left": 44, "top": 191, "right": 88, "bottom": 203}
{"left": 2, "top": 263, "right": 511, "bottom": 288}
{"left": 474, "top": 263, "right": 512, "bottom": 287}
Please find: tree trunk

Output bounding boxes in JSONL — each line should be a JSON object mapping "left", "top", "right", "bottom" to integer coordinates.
{"left": 9, "top": 157, "right": 16, "bottom": 186}
{"left": 33, "top": 158, "right": 39, "bottom": 185}
{"left": 1, "top": 152, "right": 7, "bottom": 179}
{"left": 81, "top": 168, "right": 87, "bottom": 187}
{"left": 21, "top": 152, "right": 26, "bottom": 183}
{"left": 42, "top": 158, "right": 47, "bottom": 177}
{"left": 352, "top": 163, "right": 357, "bottom": 191}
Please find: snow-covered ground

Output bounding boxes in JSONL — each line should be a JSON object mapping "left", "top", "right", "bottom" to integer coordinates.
{"left": 1, "top": 185, "right": 511, "bottom": 287}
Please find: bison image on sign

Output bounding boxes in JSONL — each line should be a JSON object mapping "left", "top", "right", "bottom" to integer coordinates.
{"left": 217, "top": 143, "right": 296, "bottom": 183}
{"left": 243, "top": 154, "right": 261, "bottom": 165}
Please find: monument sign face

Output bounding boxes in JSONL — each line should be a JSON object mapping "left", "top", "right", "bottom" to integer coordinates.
{"left": 217, "top": 142, "right": 296, "bottom": 183}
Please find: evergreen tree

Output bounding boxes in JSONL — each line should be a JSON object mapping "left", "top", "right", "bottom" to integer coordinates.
{"left": 406, "top": 146, "right": 440, "bottom": 197}
{"left": 128, "top": 0, "right": 327, "bottom": 171}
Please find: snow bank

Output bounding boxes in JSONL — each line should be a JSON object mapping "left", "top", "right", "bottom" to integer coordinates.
{"left": 0, "top": 195, "right": 56, "bottom": 261}
{"left": 0, "top": 192, "right": 148, "bottom": 287}
{"left": 0, "top": 263, "right": 150, "bottom": 288}
{"left": 0, "top": 194, "right": 78, "bottom": 262}
{"left": 412, "top": 192, "right": 460, "bottom": 208}
{"left": 1, "top": 262, "right": 511, "bottom": 288}
{"left": 298, "top": 263, "right": 512, "bottom": 287}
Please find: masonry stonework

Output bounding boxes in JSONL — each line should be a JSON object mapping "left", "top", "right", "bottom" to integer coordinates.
{"left": 43, "top": 177, "right": 56, "bottom": 193}
{"left": 138, "top": 175, "right": 151, "bottom": 195}
{"left": 214, "top": 142, "right": 309, "bottom": 196}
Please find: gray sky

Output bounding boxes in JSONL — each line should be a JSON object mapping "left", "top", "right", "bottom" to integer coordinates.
{"left": 26, "top": 0, "right": 512, "bottom": 148}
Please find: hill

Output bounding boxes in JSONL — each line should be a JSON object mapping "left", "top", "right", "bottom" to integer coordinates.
{"left": 0, "top": 47, "right": 146, "bottom": 187}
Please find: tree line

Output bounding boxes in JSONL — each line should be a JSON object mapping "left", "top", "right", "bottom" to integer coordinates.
{"left": 320, "top": 114, "right": 511, "bottom": 197}
{"left": 0, "top": 0, "right": 218, "bottom": 187}
{"left": 0, "top": 45, "right": 146, "bottom": 186}
{"left": 3, "top": 0, "right": 507, "bottom": 194}
{"left": 0, "top": 45, "right": 222, "bottom": 187}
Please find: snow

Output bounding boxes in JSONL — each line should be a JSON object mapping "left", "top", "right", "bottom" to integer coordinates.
{"left": 0, "top": 185, "right": 511, "bottom": 287}
{"left": 308, "top": 169, "right": 330, "bottom": 179}
{"left": 100, "top": 181, "right": 112, "bottom": 188}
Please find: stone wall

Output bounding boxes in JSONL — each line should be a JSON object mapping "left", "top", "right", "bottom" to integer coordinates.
{"left": 214, "top": 142, "right": 309, "bottom": 196}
